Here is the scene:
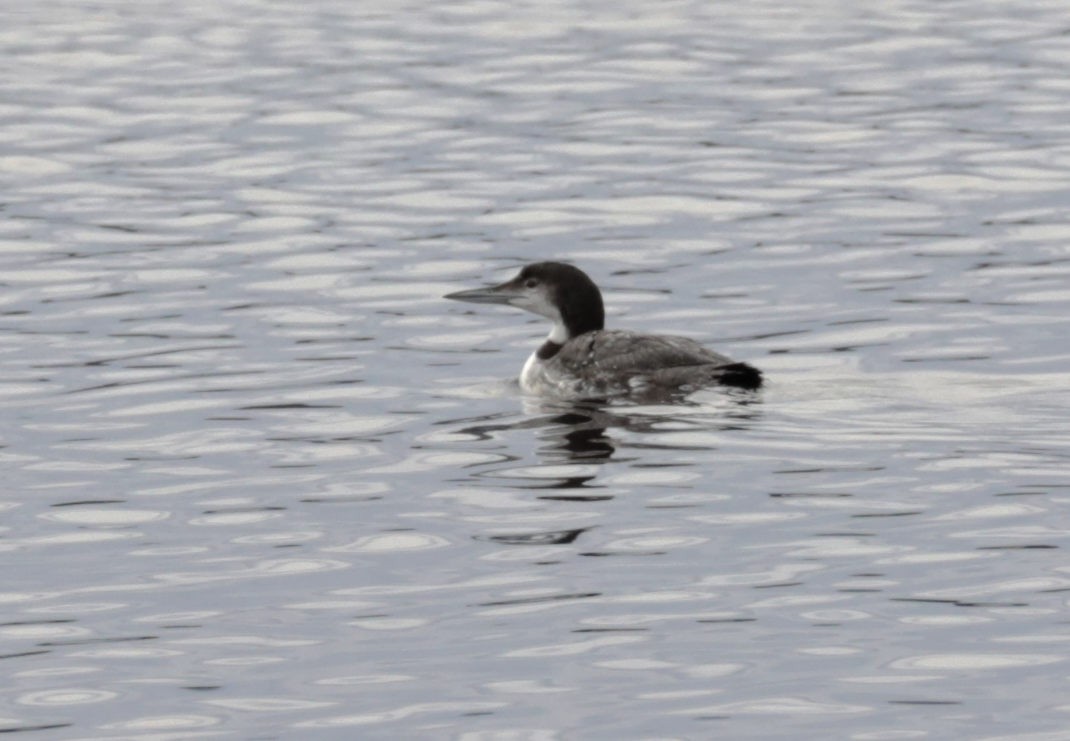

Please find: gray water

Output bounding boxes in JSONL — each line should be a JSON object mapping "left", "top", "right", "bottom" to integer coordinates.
{"left": 4, "top": 0, "right": 1070, "bottom": 739}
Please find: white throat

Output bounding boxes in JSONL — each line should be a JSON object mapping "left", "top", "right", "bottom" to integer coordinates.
{"left": 547, "top": 319, "right": 569, "bottom": 344}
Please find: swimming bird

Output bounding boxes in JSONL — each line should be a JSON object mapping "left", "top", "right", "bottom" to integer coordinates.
{"left": 444, "top": 262, "right": 762, "bottom": 398}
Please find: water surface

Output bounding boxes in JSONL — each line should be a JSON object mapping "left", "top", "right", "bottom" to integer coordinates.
{"left": 3, "top": 0, "right": 1070, "bottom": 739}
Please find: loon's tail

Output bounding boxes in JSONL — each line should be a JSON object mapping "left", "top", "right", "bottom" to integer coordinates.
{"left": 712, "top": 362, "right": 763, "bottom": 390}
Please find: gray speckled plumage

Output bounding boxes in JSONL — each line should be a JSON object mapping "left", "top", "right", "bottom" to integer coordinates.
{"left": 526, "top": 329, "right": 753, "bottom": 396}
{"left": 555, "top": 329, "right": 733, "bottom": 373}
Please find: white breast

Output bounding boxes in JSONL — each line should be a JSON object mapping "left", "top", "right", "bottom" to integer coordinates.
{"left": 519, "top": 350, "right": 585, "bottom": 396}
{"left": 519, "top": 350, "right": 548, "bottom": 393}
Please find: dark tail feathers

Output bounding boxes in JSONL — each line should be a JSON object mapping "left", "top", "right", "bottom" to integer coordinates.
{"left": 714, "top": 362, "right": 763, "bottom": 390}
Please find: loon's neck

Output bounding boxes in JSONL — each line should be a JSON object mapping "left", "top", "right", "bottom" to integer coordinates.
{"left": 537, "top": 340, "right": 562, "bottom": 360}
{"left": 537, "top": 319, "right": 571, "bottom": 360}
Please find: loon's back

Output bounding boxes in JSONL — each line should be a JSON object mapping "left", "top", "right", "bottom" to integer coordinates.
{"left": 524, "top": 329, "right": 762, "bottom": 397}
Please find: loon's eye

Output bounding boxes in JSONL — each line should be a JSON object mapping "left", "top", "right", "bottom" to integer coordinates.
{"left": 524, "top": 279, "right": 538, "bottom": 288}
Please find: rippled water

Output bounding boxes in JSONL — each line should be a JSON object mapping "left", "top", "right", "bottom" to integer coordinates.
{"left": 4, "top": 0, "right": 1070, "bottom": 739}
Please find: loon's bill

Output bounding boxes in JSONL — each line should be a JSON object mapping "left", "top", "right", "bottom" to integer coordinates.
{"left": 445, "top": 261, "right": 762, "bottom": 398}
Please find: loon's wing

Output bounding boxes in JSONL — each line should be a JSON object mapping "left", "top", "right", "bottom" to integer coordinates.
{"left": 551, "top": 330, "right": 726, "bottom": 371}
{"left": 547, "top": 331, "right": 766, "bottom": 393}
{"left": 549, "top": 330, "right": 761, "bottom": 391}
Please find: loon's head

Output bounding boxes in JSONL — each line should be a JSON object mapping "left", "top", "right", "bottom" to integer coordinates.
{"left": 445, "top": 262, "right": 605, "bottom": 340}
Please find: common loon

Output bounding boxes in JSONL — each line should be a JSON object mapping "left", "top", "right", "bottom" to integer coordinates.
{"left": 445, "top": 262, "right": 762, "bottom": 398}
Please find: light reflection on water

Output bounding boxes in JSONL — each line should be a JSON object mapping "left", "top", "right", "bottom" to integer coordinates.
{"left": 4, "top": 0, "right": 1070, "bottom": 739}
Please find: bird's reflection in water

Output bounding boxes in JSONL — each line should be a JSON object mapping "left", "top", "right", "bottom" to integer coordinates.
{"left": 541, "top": 410, "right": 616, "bottom": 462}
{"left": 530, "top": 387, "right": 761, "bottom": 457}
{"left": 454, "top": 391, "right": 762, "bottom": 487}
{"left": 453, "top": 391, "right": 762, "bottom": 548}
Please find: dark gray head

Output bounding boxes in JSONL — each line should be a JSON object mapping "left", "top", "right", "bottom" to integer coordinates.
{"left": 444, "top": 261, "right": 605, "bottom": 339}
